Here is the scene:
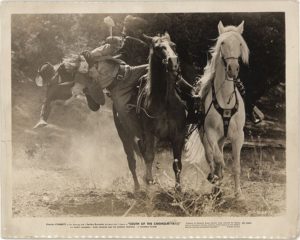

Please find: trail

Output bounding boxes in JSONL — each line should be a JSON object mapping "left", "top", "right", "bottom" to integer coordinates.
{"left": 11, "top": 80, "right": 286, "bottom": 217}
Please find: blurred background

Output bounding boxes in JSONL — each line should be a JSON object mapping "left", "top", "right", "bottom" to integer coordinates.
{"left": 12, "top": 13, "right": 285, "bottom": 104}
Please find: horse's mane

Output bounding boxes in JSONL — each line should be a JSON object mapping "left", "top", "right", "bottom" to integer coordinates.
{"left": 145, "top": 34, "right": 172, "bottom": 96}
{"left": 197, "top": 27, "right": 249, "bottom": 99}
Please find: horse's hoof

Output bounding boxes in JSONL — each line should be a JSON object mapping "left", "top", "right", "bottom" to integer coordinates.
{"left": 147, "top": 180, "right": 156, "bottom": 185}
{"left": 175, "top": 184, "right": 182, "bottom": 192}
{"left": 143, "top": 175, "right": 154, "bottom": 185}
{"left": 207, "top": 173, "right": 219, "bottom": 184}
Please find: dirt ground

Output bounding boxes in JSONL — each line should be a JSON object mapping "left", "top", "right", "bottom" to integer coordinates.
{"left": 11, "top": 81, "right": 286, "bottom": 217}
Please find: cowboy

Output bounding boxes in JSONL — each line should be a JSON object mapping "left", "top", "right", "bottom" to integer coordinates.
{"left": 118, "top": 15, "right": 149, "bottom": 66}
{"left": 81, "top": 15, "right": 150, "bottom": 112}
{"left": 33, "top": 59, "right": 91, "bottom": 128}
{"left": 82, "top": 36, "right": 148, "bottom": 149}
{"left": 80, "top": 36, "right": 123, "bottom": 111}
{"left": 235, "top": 78, "right": 264, "bottom": 123}
{"left": 82, "top": 15, "right": 201, "bottom": 125}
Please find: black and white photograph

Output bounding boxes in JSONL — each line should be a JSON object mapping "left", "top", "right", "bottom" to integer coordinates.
{"left": 10, "top": 11, "right": 286, "bottom": 217}
{"left": 1, "top": 1, "right": 299, "bottom": 238}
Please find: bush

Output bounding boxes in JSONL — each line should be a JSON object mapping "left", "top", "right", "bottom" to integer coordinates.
{"left": 12, "top": 13, "right": 285, "bottom": 103}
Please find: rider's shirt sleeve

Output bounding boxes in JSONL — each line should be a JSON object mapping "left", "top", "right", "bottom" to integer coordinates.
{"left": 91, "top": 44, "right": 114, "bottom": 58}
{"left": 74, "top": 72, "right": 89, "bottom": 85}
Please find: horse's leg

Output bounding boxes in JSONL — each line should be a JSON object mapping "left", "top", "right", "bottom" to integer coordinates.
{"left": 143, "top": 132, "right": 155, "bottom": 184}
{"left": 215, "top": 137, "right": 226, "bottom": 179}
{"left": 203, "top": 130, "right": 216, "bottom": 182}
{"left": 113, "top": 106, "right": 140, "bottom": 191}
{"left": 171, "top": 135, "right": 185, "bottom": 191}
{"left": 203, "top": 130, "right": 225, "bottom": 182}
{"left": 231, "top": 131, "right": 244, "bottom": 198}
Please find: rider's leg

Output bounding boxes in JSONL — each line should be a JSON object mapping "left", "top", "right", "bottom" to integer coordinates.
{"left": 176, "top": 76, "right": 204, "bottom": 124}
{"left": 110, "top": 64, "right": 148, "bottom": 151}
{"left": 236, "top": 78, "right": 263, "bottom": 124}
{"left": 35, "top": 83, "right": 73, "bottom": 128}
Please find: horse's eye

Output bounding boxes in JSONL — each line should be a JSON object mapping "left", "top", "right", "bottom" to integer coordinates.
{"left": 221, "top": 41, "right": 225, "bottom": 45}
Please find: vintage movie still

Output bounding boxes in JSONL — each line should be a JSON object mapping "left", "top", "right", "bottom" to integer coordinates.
{"left": 1, "top": 1, "right": 299, "bottom": 239}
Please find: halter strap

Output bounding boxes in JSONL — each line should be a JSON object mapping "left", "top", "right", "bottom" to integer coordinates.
{"left": 211, "top": 80, "right": 239, "bottom": 137}
{"left": 221, "top": 54, "right": 239, "bottom": 67}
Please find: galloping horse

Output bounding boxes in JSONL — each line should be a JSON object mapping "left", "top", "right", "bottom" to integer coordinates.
{"left": 198, "top": 21, "right": 249, "bottom": 198}
{"left": 138, "top": 33, "right": 186, "bottom": 190}
{"left": 113, "top": 33, "right": 186, "bottom": 191}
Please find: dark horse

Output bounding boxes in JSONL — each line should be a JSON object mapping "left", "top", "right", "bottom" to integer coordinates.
{"left": 115, "top": 33, "right": 187, "bottom": 191}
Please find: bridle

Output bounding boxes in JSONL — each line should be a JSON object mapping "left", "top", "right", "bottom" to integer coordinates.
{"left": 220, "top": 52, "right": 240, "bottom": 82}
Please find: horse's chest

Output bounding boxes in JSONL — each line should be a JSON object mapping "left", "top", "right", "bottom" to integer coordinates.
{"left": 154, "top": 117, "right": 169, "bottom": 138}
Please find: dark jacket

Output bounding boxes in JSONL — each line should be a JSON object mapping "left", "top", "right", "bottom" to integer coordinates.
{"left": 117, "top": 36, "right": 149, "bottom": 66}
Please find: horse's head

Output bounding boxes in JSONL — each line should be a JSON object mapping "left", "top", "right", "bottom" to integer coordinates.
{"left": 62, "top": 54, "right": 89, "bottom": 74}
{"left": 143, "top": 32, "right": 179, "bottom": 72}
{"left": 217, "top": 21, "right": 249, "bottom": 80}
{"left": 35, "top": 62, "right": 55, "bottom": 87}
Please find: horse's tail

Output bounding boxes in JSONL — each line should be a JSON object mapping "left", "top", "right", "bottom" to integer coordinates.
{"left": 183, "top": 127, "right": 206, "bottom": 165}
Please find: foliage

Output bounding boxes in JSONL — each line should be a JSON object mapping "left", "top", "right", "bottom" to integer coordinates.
{"left": 12, "top": 13, "right": 285, "bottom": 103}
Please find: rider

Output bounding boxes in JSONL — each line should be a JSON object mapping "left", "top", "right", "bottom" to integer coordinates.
{"left": 120, "top": 15, "right": 202, "bottom": 123}
{"left": 118, "top": 15, "right": 149, "bottom": 66}
{"left": 34, "top": 62, "right": 78, "bottom": 128}
{"left": 81, "top": 35, "right": 148, "bottom": 150}
{"left": 235, "top": 77, "right": 264, "bottom": 123}
{"left": 81, "top": 15, "right": 150, "bottom": 112}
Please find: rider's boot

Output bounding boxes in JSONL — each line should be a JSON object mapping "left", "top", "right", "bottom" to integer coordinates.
{"left": 235, "top": 78, "right": 263, "bottom": 124}
{"left": 83, "top": 87, "right": 100, "bottom": 111}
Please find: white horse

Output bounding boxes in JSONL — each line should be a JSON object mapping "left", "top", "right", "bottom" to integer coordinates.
{"left": 198, "top": 21, "right": 249, "bottom": 199}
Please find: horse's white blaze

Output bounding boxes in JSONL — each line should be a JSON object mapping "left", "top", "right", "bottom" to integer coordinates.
{"left": 163, "top": 41, "right": 178, "bottom": 71}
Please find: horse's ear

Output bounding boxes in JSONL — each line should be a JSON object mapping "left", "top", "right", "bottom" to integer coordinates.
{"left": 218, "top": 21, "right": 225, "bottom": 35}
{"left": 164, "top": 32, "right": 171, "bottom": 41}
{"left": 237, "top": 20, "right": 244, "bottom": 34}
{"left": 142, "top": 34, "right": 153, "bottom": 45}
